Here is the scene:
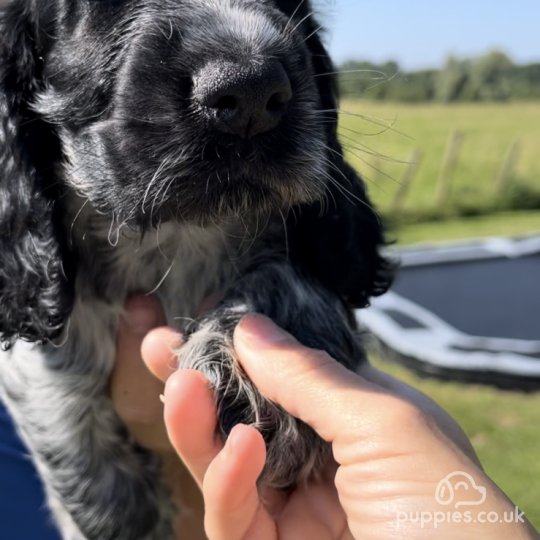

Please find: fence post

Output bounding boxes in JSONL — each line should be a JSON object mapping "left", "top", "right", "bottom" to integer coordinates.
{"left": 391, "top": 148, "right": 423, "bottom": 214}
{"left": 435, "top": 130, "right": 464, "bottom": 206}
{"left": 493, "top": 138, "right": 521, "bottom": 195}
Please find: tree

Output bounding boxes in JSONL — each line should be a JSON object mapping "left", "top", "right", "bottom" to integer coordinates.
{"left": 435, "top": 56, "right": 471, "bottom": 102}
{"left": 338, "top": 52, "right": 540, "bottom": 102}
{"left": 468, "top": 50, "right": 514, "bottom": 101}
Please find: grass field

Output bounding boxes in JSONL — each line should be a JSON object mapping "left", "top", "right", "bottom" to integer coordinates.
{"left": 339, "top": 102, "right": 540, "bottom": 529}
{"left": 338, "top": 101, "right": 540, "bottom": 221}
{"left": 396, "top": 210, "right": 540, "bottom": 245}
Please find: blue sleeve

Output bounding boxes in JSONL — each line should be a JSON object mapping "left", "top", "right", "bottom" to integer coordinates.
{"left": 0, "top": 399, "right": 61, "bottom": 540}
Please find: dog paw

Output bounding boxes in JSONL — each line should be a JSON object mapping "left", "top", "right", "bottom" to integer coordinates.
{"left": 177, "top": 309, "right": 331, "bottom": 489}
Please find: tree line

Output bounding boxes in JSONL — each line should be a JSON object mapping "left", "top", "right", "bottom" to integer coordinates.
{"left": 338, "top": 51, "right": 540, "bottom": 102}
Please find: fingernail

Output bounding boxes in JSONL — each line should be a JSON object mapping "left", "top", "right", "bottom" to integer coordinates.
{"left": 225, "top": 424, "right": 247, "bottom": 456}
{"left": 224, "top": 426, "right": 238, "bottom": 457}
{"left": 236, "top": 314, "right": 294, "bottom": 347}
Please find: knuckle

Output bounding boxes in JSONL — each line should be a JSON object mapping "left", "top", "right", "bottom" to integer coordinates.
{"left": 377, "top": 396, "right": 426, "bottom": 430}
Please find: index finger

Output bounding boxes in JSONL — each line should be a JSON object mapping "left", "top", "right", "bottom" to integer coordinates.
{"left": 232, "top": 314, "right": 399, "bottom": 443}
{"left": 163, "top": 369, "right": 223, "bottom": 487}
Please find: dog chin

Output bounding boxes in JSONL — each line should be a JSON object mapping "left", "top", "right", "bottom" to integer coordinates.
{"left": 138, "top": 168, "right": 321, "bottom": 225}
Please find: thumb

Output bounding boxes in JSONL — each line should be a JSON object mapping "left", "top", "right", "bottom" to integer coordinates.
{"left": 233, "top": 314, "right": 387, "bottom": 444}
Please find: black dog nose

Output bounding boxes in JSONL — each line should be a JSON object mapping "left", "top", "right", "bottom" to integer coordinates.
{"left": 194, "top": 61, "right": 292, "bottom": 138}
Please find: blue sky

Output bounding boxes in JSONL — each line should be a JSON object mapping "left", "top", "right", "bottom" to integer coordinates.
{"left": 322, "top": 0, "right": 540, "bottom": 69}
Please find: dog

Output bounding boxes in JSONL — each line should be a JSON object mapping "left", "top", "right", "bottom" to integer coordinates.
{"left": 0, "top": 1, "right": 393, "bottom": 538}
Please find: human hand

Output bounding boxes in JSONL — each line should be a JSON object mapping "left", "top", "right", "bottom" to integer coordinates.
{"left": 110, "top": 295, "right": 205, "bottom": 539}
{"left": 151, "top": 313, "right": 537, "bottom": 540}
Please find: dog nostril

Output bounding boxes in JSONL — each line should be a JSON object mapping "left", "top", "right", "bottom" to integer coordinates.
{"left": 213, "top": 95, "right": 239, "bottom": 112}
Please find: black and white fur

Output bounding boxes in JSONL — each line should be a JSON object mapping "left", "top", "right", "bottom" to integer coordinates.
{"left": 0, "top": 1, "right": 393, "bottom": 539}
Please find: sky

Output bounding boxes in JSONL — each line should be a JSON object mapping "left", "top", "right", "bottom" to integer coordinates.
{"left": 322, "top": 0, "right": 540, "bottom": 69}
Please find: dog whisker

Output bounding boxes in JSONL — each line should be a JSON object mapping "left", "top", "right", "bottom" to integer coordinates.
{"left": 302, "top": 23, "right": 323, "bottom": 44}
{"left": 285, "top": 9, "right": 314, "bottom": 37}
{"left": 283, "top": 0, "right": 306, "bottom": 35}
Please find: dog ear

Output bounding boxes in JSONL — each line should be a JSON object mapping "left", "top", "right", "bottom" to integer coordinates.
{"left": 291, "top": 153, "right": 394, "bottom": 308}
{"left": 0, "top": 1, "right": 75, "bottom": 348}
{"left": 290, "top": 8, "right": 394, "bottom": 307}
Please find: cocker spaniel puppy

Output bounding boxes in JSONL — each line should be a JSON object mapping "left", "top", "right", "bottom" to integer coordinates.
{"left": 0, "top": 0, "right": 392, "bottom": 538}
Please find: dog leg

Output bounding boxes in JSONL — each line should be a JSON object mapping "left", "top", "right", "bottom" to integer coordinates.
{"left": 179, "top": 261, "right": 364, "bottom": 489}
{"left": 0, "top": 304, "right": 174, "bottom": 540}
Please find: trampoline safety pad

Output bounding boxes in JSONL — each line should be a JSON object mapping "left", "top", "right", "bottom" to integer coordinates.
{"left": 356, "top": 235, "right": 540, "bottom": 389}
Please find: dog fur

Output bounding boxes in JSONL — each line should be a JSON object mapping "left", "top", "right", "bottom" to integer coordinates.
{"left": 0, "top": 1, "right": 392, "bottom": 538}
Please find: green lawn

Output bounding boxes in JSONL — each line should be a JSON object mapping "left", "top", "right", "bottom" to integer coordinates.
{"left": 341, "top": 102, "right": 540, "bottom": 530}
{"left": 395, "top": 210, "right": 540, "bottom": 245}
{"left": 339, "top": 101, "right": 540, "bottom": 217}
